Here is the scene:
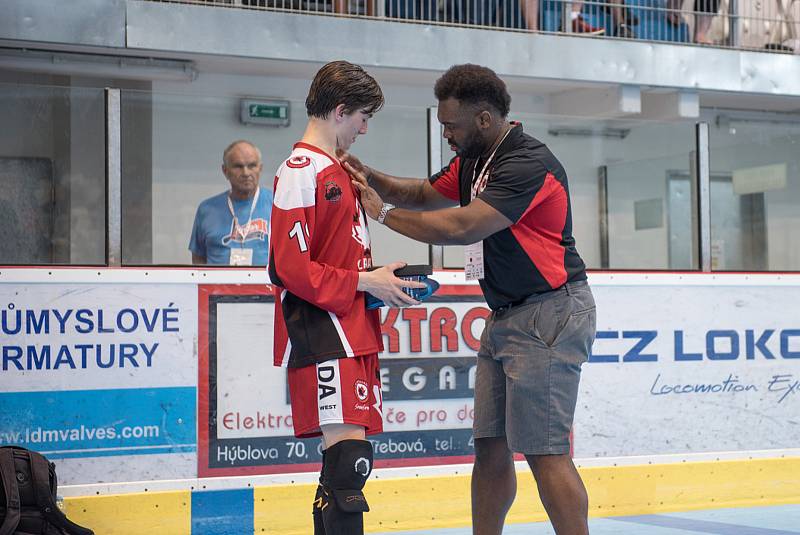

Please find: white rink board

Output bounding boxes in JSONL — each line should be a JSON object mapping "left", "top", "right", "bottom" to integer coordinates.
{"left": 215, "top": 301, "right": 285, "bottom": 439}
{"left": 0, "top": 271, "right": 798, "bottom": 485}
{"left": 0, "top": 283, "right": 197, "bottom": 391}
{"left": 576, "top": 283, "right": 800, "bottom": 456}
{"left": 0, "top": 284, "right": 198, "bottom": 484}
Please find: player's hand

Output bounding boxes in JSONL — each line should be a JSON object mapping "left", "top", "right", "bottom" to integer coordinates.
{"left": 345, "top": 161, "right": 382, "bottom": 220}
{"left": 337, "top": 150, "right": 372, "bottom": 183}
{"left": 357, "top": 262, "right": 427, "bottom": 308}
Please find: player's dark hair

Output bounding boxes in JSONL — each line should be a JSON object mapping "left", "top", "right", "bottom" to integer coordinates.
{"left": 434, "top": 64, "right": 511, "bottom": 118}
{"left": 306, "top": 61, "right": 384, "bottom": 119}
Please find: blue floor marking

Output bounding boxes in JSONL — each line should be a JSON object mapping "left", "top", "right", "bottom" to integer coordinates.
{"left": 372, "top": 504, "right": 800, "bottom": 534}
{"left": 191, "top": 488, "right": 254, "bottom": 535}
{"left": 670, "top": 505, "right": 800, "bottom": 532}
{"left": 610, "top": 514, "right": 800, "bottom": 534}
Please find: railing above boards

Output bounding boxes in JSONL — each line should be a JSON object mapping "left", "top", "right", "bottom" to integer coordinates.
{"left": 147, "top": 0, "right": 799, "bottom": 53}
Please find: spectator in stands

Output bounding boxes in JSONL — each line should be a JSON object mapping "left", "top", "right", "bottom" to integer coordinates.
{"left": 665, "top": 0, "right": 717, "bottom": 43}
{"left": 189, "top": 140, "right": 273, "bottom": 265}
{"left": 460, "top": 0, "right": 527, "bottom": 27}
{"left": 692, "top": 0, "right": 720, "bottom": 43}
{"left": 603, "top": 0, "right": 637, "bottom": 37}
{"left": 385, "top": 0, "right": 437, "bottom": 20}
{"left": 569, "top": 1, "right": 606, "bottom": 33}
{"left": 333, "top": 0, "right": 376, "bottom": 15}
{"left": 519, "top": 0, "right": 605, "bottom": 33}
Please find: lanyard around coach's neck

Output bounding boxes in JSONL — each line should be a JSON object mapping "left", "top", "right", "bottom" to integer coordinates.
{"left": 226, "top": 187, "right": 260, "bottom": 247}
{"left": 471, "top": 126, "right": 512, "bottom": 200}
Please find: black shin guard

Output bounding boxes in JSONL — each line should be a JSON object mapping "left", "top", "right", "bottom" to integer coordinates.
{"left": 313, "top": 483, "right": 328, "bottom": 535}
{"left": 313, "top": 451, "right": 327, "bottom": 535}
{"left": 320, "top": 439, "right": 373, "bottom": 535}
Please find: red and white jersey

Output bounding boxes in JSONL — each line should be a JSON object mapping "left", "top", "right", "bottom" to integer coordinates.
{"left": 268, "top": 142, "right": 382, "bottom": 368}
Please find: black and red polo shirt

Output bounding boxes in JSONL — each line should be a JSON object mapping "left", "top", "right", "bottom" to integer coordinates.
{"left": 430, "top": 123, "right": 587, "bottom": 310}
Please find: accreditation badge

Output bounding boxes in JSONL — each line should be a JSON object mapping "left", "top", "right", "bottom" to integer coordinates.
{"left": 464, "top": 241, "right": 484, "bottom": 281}
{"left": 229, "top": 248, "right": 254, "bottom": 266}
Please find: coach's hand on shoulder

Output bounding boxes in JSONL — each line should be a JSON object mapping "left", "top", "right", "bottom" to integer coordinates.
{"left": 346, "top": 161, "right": 382, "bottom": 220}
{"left": 337, "top": 149, "right": 372, "bottom": 182}
{"left": 357, "top": 262, "right": 426, "bottom": 308}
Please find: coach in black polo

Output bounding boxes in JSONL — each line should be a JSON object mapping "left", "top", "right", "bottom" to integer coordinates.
{"left": 343, "top": 63, "right": 597, "bottom": 535}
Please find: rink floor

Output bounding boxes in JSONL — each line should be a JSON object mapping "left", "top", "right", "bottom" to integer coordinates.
{"left": 375, "top": 504, "right": 800, "bottom": 534}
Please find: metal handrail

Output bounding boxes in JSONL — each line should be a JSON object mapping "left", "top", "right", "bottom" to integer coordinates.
{"left": 147, "top": 0, "right": 799, "bottom": 52}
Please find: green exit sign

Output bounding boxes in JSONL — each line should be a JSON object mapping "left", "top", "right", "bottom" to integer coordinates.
{"left": 249, "top": 104, "right": 285, "bottom": 119}
{"left": 240, "top": 99, "right": 290, "bottom": 127}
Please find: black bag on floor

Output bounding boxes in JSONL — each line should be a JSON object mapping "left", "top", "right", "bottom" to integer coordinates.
{"left": 0, "top": 446, "right": 94, "bottom": 535}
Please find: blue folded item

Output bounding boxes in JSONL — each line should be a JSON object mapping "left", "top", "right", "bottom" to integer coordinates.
{"left": 365, "top": 265, "right": 440, "bottom": 309}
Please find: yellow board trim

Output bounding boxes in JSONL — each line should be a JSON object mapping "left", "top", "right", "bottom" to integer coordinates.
{"left": 255, "top": 456, "right": 800, "bottom": 533}
{"left": 65, "top": 457, "right": 800, "bottom": 534}
{"left": 64, "top": 490, "right": 191, "bottom": 535}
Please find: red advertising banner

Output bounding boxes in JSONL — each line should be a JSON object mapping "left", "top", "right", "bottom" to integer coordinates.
{"left": 197, "top": 284, "right": 489, "bottom": 477}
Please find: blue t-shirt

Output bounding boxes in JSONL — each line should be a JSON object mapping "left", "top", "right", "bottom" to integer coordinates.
{"left": 189, "top": 188, "right": 273, "bottom": 265}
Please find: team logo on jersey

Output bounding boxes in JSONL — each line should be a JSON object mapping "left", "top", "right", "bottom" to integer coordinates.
{"left": 354, "top": 379, "right": 369, "bottom": 402}
{"left": 324, "top": 180, "right": 342, "bottom": 203}
{"left": 351, "top": 199, "right": 371, "bottom": 251}
{"left": 286, "top": 155, "right": 311, "bottom": 169}
{"left": 357, "top": 249, "right": 373, "bottom": 271}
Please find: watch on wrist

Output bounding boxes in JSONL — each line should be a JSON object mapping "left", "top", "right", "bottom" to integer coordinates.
{"left": 377, "top": 203, "right": 395, "bottom": 224}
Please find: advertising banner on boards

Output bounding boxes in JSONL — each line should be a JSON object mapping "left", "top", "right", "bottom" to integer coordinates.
{"left": 579, "top": 284, "right": 800, "bottom": 457}
{"left": 197, "top": 281, "right": 800, "bottom": 477}
{"left": 2, "top": 277, "right": 797, "bottom": 483}
{"left": 0, "top": 284, "right": 198, "bottom": 484}
{"left": 197, "top": 284, "right": 490, "bottom": 476}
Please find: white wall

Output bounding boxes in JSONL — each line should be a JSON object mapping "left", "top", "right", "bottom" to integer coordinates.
{"left": 33, "top": 69, "right": 789, "bottom": 272}
{"left": 68, "top": 86, "right": 106, "bottom": 264}
{"left": 438, "top": 113, "right": 697, "bottom": 270}
{"left": 149, "top": 72, "right": 433, "bottom": 265}
{"left": 2, "top": 71, "right": 796, "bottom": 272}
{"left": 0, "top": 81, "right": 106, "bottom": 264}
{"left": 0, "top": 84, "right": 55, "bottom": 158}
{"left": 595, "top": 121, "right": 696, "bottom": 269}
{"left": 706, "top": 124, "right": 800, "bottom": 271}
{"left": 505, "top": 116, "right": 695, "bottom": 270}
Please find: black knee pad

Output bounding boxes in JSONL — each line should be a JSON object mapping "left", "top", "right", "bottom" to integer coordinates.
{"left": 320, "top": 439, "right": 373, "bottom": 535}
{"left": 323, "top": 439, "right": 373, "bottom": 493}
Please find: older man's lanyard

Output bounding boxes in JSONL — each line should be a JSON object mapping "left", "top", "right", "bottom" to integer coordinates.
{"left": 464, "top": 128, "right": 512, "bottom": 281}
{"left": 226, "top": 187, "right": 260, "bottom": 265}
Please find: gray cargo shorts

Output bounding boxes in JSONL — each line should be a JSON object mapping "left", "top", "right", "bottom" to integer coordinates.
{"left": 473, "top": 280, "right": 596, "bottom": 455}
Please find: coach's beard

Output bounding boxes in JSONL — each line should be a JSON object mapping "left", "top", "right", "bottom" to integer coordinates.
{"left": 451, "top": 131, "right": 489, "bottom": 159}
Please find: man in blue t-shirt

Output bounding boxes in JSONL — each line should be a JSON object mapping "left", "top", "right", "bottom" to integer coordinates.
{"left": 189, "top": 140, "right": 274, "bottom": 265}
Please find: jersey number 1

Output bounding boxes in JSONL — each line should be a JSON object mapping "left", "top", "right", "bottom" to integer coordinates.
{"left": 289, "top": 221, "right": 309, "bottom": 252}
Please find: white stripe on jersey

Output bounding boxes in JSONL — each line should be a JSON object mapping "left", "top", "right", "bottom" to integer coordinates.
{"left": 279, "top": 290, "right": 292, "bottom": 367}
{"left": 317, "top": 359, "right": 344, "bottom": 426}
{"left": 372, "top": 384, "right": 383, "bottom": 420}
{"left": 273, "top": 147, "right": 335, "bottom": 211}
{"left": 328, "top": 311, "right": 355, "bottom": 358}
